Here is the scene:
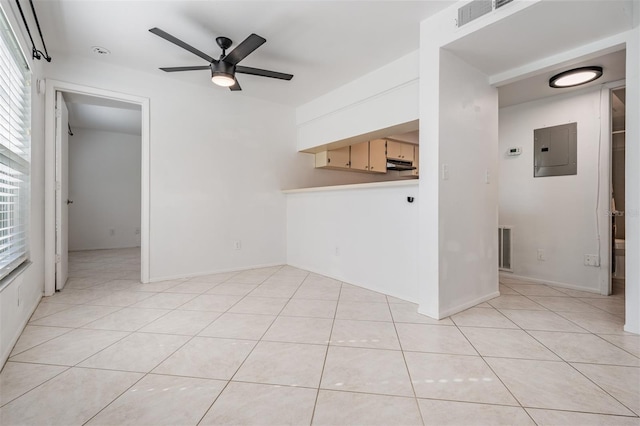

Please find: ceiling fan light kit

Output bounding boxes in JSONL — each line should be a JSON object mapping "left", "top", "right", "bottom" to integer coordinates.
{"left": 149, "top": 27, "right": 293, "bottom": 92}
{"left": 211, "top": 61, "right": 236, "bottom": 87}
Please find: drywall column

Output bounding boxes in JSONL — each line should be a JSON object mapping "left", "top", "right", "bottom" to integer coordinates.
{"left": 419, "top": 10, "right": 501, "bottom": 318}
{"left": 418, "top": 48, "right": 499, "bottom": 319}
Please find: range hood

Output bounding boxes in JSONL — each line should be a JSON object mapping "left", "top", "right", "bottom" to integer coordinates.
{"left": 386, "top": 159, "right": 416, "bottom": 171}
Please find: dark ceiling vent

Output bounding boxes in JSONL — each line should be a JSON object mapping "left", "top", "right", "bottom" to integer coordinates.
{"left": 495, "top": 0, "right": 514, "bottom": 9}
{"left": 457, "top": 0, "right": 492, "bottom": 27}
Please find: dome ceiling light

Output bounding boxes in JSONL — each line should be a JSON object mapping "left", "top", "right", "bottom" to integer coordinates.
{"left": 549, "top": 66, "right": 603, "bottom": 88}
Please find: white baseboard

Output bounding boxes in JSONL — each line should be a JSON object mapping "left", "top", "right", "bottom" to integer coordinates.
{"left": 149, "top": 263, "right": 285, "bottom": 283}
{"left": 436, "top": 291, "right": 501, "bottom": 319}
{"left": 500, "top": 272, "right": 600, "bottom": 294}
{"left": 1, "top": 293, "right": 42, "bottom": 368}
{"left": 285, "top": 262, "right": 418, "bottom": 304}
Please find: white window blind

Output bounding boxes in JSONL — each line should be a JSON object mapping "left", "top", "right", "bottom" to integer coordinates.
{"left": 0, "top": 7, "right": 30, "bottom": 282}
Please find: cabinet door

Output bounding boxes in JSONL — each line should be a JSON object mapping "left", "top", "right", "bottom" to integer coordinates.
{"left": 369, "top": 139, "right": 387, "bottom": 173}
{"left": 327, "top": 146, "right": 351, "bottom": 168}
{"left": 412, "top": 145, "right": 419, "bottom": 176}
{"left": 387, "top": 140, "right": 414, "bottom": 161}
{"left": 350, "top": 141, "right": 369, "bottom": 171}
{"left": 402, "top": 143, "right": 415, "bottom": 162}
{"left": 386, "top": 140, "right": 404, "bottom": 161}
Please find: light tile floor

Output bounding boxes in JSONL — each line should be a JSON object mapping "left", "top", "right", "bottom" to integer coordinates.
{"left": 1, "top": 248, "right": 639, "bottom": 425}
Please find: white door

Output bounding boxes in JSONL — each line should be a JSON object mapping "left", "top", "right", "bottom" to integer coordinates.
{"left": 55, "top": 92, "right": 69, "bottom": 291}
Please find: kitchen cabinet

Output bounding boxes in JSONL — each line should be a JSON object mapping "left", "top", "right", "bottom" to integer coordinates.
{"left": 350, "top": 141, "right": 369, "bottom": 171}
{"left": 369, "top": 139, "right": 387, "bottom": 173}
{"left": 349, "top": 140, "right": 387, "bottom": 173}
{"left": 315, "top": 146, "right": 351, "bottom": 169}
{"left": 386, "top": 140, "right": 414, "bottom": 162}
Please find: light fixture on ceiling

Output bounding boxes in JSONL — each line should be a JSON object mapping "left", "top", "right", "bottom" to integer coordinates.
{"left": 211, "top": 61, "right": 236, "bottom": 87}
{"left": 549, "top": 66, "right": 603, "bottom": 88}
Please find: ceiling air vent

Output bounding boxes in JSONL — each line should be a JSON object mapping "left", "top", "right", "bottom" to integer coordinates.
{"left": 457, "top": 0, "right": 492, "bottom": 27}
{"left": 495, "top": 0, "right": 514, "bottom": 9}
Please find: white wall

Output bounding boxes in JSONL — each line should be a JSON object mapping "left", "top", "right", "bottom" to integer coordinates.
{"left": 68, "top": 128, "right": 141, "bottom": 250}
{"left": 418, "top": 47, "right": 500, "bottom": 318}
{"left": 0, "top": 1, "right": 46, "bottom": 366}
{"left": 286, "top": 181, "right": 419, "bottom": 302}
{"left": 499, "top": 89, "right": 606, "bottom": 291}
{"left": 44, "top": 54, "right": 383, "bottom": 281}
{"left": 296, "top": 51, "right": 419, "bottom": 152}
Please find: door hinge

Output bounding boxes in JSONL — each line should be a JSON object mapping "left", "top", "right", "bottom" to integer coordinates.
{"left": 55, "top": 254, "right": 61, "bottom": 263}
{"left": 56, "top": 181, "right": 61, "bottom": 191}
{"left": 55, "top": 108, "right": 61, "bottom": 118}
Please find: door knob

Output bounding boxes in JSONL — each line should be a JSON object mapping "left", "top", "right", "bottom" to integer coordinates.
{"left": 67, "top": 199, "right": 73, "bottom": 205}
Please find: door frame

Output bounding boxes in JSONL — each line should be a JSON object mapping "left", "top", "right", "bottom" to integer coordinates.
{"left": 54, "top": 91, "right": 70, "bottom": 291}
{"left": 599, "top": 79, "right": 626, "bottom": 296}
{"left": 44, "top": 80, "right": 150, "bottom": 295}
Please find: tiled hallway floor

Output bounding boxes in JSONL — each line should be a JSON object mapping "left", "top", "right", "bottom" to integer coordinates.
{"left": 1, "top": 249, "right": 639, "bottom": 425}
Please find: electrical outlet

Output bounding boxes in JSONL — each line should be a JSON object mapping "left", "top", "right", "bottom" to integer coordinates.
{"left": 537, "top": 249, "right": 545, "bottom": 261}
{"left": 584, "top": 254, "right": 600, "bottom": 267}
{"left": 335, "top": 246, "right": 340, "bottom": 256}
{"left": 108, "top": 228, "right": 115, "bottom": 236}
{"left": 135, "top": 227, "right": 140, "bottom": 235}
{"left": 234, "top": 240, "right": 241, "bottom": 250}
{"left": 442, "top": 164, "right": 449, "bottom": 180}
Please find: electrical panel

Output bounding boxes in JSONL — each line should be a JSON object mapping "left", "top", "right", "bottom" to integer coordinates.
{"left": 533, "top": 122, "right": 577, "bottom": 177}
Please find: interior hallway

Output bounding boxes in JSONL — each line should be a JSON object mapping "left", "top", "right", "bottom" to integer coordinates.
{"left": 0, "top": 249, "right": 638, "bottom": 425}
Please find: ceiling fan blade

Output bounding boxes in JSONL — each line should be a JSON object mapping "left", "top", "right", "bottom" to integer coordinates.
{"left": 149, "top": 27, "right": 214, "bottom": 63}
{"left": 223, "top": 33, "right": 266, "bottom": 65}
{"left": 229, "top": 79, "right": 242, "bottom": 91}
{"left": 236, "top": 66, "right": 293, "bottom": 81}
{"left": 159, "top": 66, "right": 210, "bottom": 72}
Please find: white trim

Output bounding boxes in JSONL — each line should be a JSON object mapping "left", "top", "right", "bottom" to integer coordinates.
{"left": 149, "top": 263, "right": 284, "bottom": 283}
{"left": 423, "top": 291, "right": 501, "bottom": 320}
{"left": 286, "top": 261, "right": 419, "bottom": 305}
{"left": 44, "top": 80, "right": 150, "bottom": 296}
{"left": 499, "top": 272, "right": 601, "bottom": 294}
{"left": 601, "top": 80, "right": 627, "bottom": 296}
{"left": 0, "top": 292, "right": 41, "bottom": 367}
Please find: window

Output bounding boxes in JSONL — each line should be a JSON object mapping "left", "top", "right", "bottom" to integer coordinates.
{"left": 0, "top": 8, "right": 30, "bottom": 282}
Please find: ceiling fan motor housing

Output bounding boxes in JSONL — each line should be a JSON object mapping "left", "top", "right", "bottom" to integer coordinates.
{"left": 212, "top": 60, "right": 235, "bottom": 78}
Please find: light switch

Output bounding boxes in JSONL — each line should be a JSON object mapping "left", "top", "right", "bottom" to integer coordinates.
{"left": 442, "top": 164, "right": 449, "bottom": 180}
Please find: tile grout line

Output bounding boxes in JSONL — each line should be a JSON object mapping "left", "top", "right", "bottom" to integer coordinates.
{"left": 308, "top": 279, "right": 343, "bottom": 426}
{"left": 385, "top": 295, "right": 428, "bottom": 426}
{"left": 194, "top": 265, "right": 302, "bottom": 426}
{"left": 450, "top": 315, "right": 533, "bottom": 418}
{"left": 499, "top": 282, "right": 639, "bottom": 418}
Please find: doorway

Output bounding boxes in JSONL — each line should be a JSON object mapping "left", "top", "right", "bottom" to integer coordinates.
{"left": 44, "top": 80, "right": 150, "bottom": 296}
{"left": 611, "top": 87, "right": 626, "bottom": 296}
{"left": 59, "top": 92, "right": 143, "bottom": 290}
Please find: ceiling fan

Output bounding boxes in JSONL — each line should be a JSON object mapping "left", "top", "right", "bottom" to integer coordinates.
{"left": 149, "top": 27, "right": 293, "bottom": 91}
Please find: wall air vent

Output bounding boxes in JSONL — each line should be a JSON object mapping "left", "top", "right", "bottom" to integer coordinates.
{"left": 495, "top": 0, "right": 514, "bottom": 9}
{"left": 498, "top": 226, "right": 513, "bottom": 271}
{"left": 457, "top": 0, "right": 492, "bottom": 27}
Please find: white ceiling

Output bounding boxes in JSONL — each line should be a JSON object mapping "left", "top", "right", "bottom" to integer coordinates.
{"left": 64, "top": 93, "right": 142, "bottom": 136}
{"left": 30, "top": 1, "right": 632, "bottom": 133}
{"left": 445, "top": 1, "right": 633, "bottom": 77}
{"left": 34, "top": 0, "right": 454, "bottom": 107}
{"left": 499, "top": 49, "right": 627, "bottom": 108}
